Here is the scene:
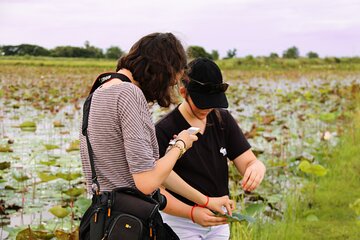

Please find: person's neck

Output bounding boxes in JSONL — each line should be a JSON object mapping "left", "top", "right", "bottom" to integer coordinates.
{"left": 118, "top": 69, "right": 138, "bottom": 86}
{"left": 178, "top": 102, "right": 207, "bottom": 130}
{"left": 100, "top": 68, "right": 137, "bottom": 88}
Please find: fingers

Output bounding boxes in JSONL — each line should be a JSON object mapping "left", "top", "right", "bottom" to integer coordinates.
{"left": 242, "top": 171, "right": 264, "bottom": 191}
{"left": 194, "top": 207, "right": 228, "bottom": 227}
{"left": 177, "top": 130, "right": 198, "bottom": 149}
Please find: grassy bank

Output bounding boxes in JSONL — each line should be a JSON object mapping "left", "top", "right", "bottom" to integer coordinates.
{"left": 1, "top": 56, "right": 360, "bottom": 75}
{"left": 233, "top": 108, "right": 360, "bottom": 239}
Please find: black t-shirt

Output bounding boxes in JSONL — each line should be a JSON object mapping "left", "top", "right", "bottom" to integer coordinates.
{"left": 155, "top": 107, "right": 251, "bottom": 206}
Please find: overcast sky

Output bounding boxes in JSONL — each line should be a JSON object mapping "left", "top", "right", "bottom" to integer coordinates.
{"left": 1, "top": 0, "right": 359, "bottom": 57}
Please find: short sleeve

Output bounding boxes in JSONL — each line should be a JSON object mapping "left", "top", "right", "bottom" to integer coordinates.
{"left": 224, "top": 110, "right": 251, "bottom": 160}
{"left": 117, "top": 84, "right": 156, "bottom": 173}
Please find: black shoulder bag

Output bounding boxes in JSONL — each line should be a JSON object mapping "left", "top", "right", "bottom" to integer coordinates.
{"left": 79, "top": 73, "right": 179, "bottom": 240}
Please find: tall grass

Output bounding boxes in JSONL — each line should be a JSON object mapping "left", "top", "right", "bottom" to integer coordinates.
{"left": 230, "top": 107, "right": 360, "bottom": 239}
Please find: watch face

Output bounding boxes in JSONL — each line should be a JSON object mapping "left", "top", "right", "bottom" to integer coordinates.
{"left": 169, "top": 139, "right": 176, "bottom": 145}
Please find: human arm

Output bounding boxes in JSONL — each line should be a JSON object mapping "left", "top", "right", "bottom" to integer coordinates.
{"left": 117, "top": 85, "right": 197, "bottom": 195}
{"left": 233, "top": 149, "right": 266, "bottom": 192}
{"left": 133, "top": 131, "right": 197, "bottom": 195}
{"left": 163, "top": 171, "right": 235, "bottom": 215}
{"left": 160, "top": 188, "right": 228, "bottom": 227}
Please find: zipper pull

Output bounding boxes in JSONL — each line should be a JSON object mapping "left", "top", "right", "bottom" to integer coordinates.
{"left": 107, "top": 199, "right": 111, "bottom": 217}
{"left": 94, "top": 208, "right": 100, "bottom": 223}
{"left": 101, "top": 232, "right": 108, "bottom": 240}
{"left": 149, "top": 221, "right": 153, "bottom": 238}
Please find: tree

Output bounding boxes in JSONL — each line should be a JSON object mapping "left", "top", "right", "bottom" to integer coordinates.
{"left": 0, "top": 44, "right": 50, "bottom": 56}
{"left": 210, "top": 50, "right": 219, "bottom": 60}
{"left": 50, "top": 44, "right": 103, "bottom": 58}
{"left": 269, "top": 52, "right": 279, "bottom": 58}
{"left": 187, "top": 46, "right": 212, "bottom": 59}
{"left": 307, "top": 51, "right": 319, "bottom": 58}
{"left": 225, "top": 48, "right": 237, "bottom": 59}
{"left": 105, "top": 46, "right": 124, "bottom": 59}
{"left": 282, "top": 46, "right": 300, "bottom": 59}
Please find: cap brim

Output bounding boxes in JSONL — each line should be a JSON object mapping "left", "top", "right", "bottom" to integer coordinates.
{"left": 189, "top": 91, "right": 228, "bottom": 109}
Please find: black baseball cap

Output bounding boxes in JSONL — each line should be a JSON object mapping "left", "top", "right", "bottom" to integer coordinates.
{"left": 185, "top": 58, "right": 229, "bottom": 109}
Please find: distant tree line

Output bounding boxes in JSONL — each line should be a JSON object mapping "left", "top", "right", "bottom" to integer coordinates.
{"left": 0, "top": 41, "right": 124, "bottom": 59}
{"left": 0, "top": 43, "right": 342, "bottom": 60}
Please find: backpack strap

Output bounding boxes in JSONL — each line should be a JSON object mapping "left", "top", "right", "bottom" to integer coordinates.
{"left": 82, "top": 72, "right": 131, "bottom": 194}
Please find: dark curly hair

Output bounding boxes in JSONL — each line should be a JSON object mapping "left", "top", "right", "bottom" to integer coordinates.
{"left": 116, "top": 32, "right": 187, "bottom": 107}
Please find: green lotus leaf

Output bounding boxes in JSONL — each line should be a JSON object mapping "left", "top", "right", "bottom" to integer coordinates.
{"left": 306, "top": 214, "right": 319, "bottom": 222}
{"left": 66, "top": 140, "right": 80, "bottom": 152}
{"left": 75, "top": 197, "right": 92, "bottom": 215}
{"left": 38, "top": 172, "right": 58, "bottom": 182}
{"left": 39, "top": 159, "right": 57, "bottom": 166}
{"left": 245, "top": 203, "right": 266, "bottom": 216}
{"left": 63, "top": 187, "right": 85, "bottom": 197}
{"left": 0, "top": 161, "right": 11, "bottom": 170}
{"left": 49, "top": 205, "right": 70, "bottom": 218}
{"left": 12, "top": 172, "right": 30, "bottom": 182}
{"left": 43, "top": 144, "right": 60, "bottom": 150}
{"left": 19, "top": 121, "right": 37, "bottom": 128}
{"left": 53, "top": 121, "right": 65, "bottom": 128}
{"left": 56, "top": 172, "right": 82, "bottom": 181}
{"left": 0, "top": 145, "right": 13, "bottom": 153}
{"left": 299, "top": 160, "right": 327, "bottom": 176}
{"left": 16, "top": 226, "right": 54, "bottom": 240}
{"left": 214, "top": 211, "right": 255, "bottom": 223}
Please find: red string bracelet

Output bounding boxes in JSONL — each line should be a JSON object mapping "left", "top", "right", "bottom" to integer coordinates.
{"left": 198, "top": 196, "right": 209, "bottom": 208}
{"left": 190, "top": 205, "right": 197, "bottom": 223}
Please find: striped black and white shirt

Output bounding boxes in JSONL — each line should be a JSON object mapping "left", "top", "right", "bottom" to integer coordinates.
{"left": 80, "top": 82, "right": 159, "bottom": 193}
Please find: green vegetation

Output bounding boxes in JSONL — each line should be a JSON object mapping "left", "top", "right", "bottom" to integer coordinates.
{"left": 0, "top": 43, "right": 124, "bottom": 59}
{"left": 3, "top": 43, "right": 351, "bottom": 61}
{"left": 282, "top": 46, "right": 300, "bottom": 59}
{"left": 236, "top": 109, "right": 360, "bottom": 240}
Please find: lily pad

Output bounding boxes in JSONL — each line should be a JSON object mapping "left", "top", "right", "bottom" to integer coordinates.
{"left": 306, "top": 214, "right": 319, "bottom": 222}
{"left": 54, "top": 228, "right": 79, "bottom": 240}
{"left": 75, "top": 197, "right": 92, "bottom": 215}
{"left": 214, "top": 212, "right": 255, "bottom": 223}
{"left": 43, "top": 144, "right": 60, "bottom": 150}
{"left": 299, "top": 160, "right": 328, "bottom": 176}
{"left": 0, "top": 161, "right": 11, "bottom": 170}
{"left": 66, "top": 140, "right": 80, "bottom": 152}
{"left": 16, "top": 226, "right": 54, "bottom": 240}
{"left": 63, "top": 187, "right": 86, "bottom": 197}
{"left": 56, "top": 172, "right": 82, "bottom": 181}
{"left": 245, "top": 203, "right": 266, "bottom": 216}
{"left": 0, "top": 145, "right": 13, "bottom": 152}
{"left": 53, "top": 121, "right": 65, "bottom": 128}
{"left": 49, "top": 205, "right": 70, "bottom": 218}
{"left": 12, "top": 172, "right": 30, "bottom": 182}
{"left": 39, "top": 159, "right": 57, "bottom": 166}
{"left": 19, "top": 121, "right": 37, "bottom": 131}
{"left": 38, "top": 172, "right": 58, "bottom": 182}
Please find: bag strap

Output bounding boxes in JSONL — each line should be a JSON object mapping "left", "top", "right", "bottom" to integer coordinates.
{"left": 82, "top": 72, "right": 131, "bottom": 194}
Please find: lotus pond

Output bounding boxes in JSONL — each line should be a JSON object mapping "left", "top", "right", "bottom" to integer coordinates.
{"left": 0, "top": 59, "right": 359, "bottom": 239}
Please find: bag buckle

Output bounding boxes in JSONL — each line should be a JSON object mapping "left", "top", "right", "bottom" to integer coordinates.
{"left": 91, "top": 177, "right": 100, "bottom": 195}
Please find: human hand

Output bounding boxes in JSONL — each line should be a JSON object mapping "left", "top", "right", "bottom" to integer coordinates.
{"left": 192, "top": 206, "right": 228, "bottom": 227}
{"left": 242, "top": 160, "right": 266, "bottom": 192}
{"left": 176, "top": 130, "right": 198, "bottom": 150}
{"left": 207, "top": 195, "right": 235, "bottom": 216}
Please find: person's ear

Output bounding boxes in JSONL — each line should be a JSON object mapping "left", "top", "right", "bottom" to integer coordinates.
{"left": 179, "top": 86, "right": 187, "bottom": 98}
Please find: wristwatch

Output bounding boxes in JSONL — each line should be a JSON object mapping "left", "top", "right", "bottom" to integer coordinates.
{"left": 173, "top": 140, "right": 186, "bottom": 158}
{"left": 167, "top": 139, "right": 186, "bottom": 159}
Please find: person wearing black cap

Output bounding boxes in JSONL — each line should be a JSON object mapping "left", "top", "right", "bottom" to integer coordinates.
{"left": 156, "top": 58, "right": 266, "bottom": 239}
